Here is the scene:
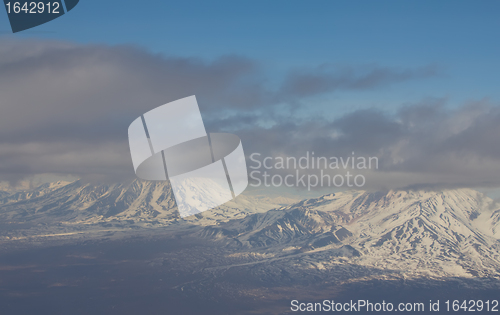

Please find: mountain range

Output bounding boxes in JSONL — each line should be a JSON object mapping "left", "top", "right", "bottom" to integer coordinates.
{"left": 1, "top": 180, "right": 500, "bottom": 281}
{"left": 200, "top": 189, "right": 500, "bottom": 279}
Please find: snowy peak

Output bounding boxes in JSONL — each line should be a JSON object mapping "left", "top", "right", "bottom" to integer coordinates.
{"left": 2, "top": 179, "right": 500, "bottom": 278}
{"left": 280, "top": 189, "right": 498, "bottom": 232}
{"left": 0, "top": 179, "right": 295, "bottom": 225}
{"left": 199, "top": 188, "right": 500, "bottom": 278}
{"left": 170, "top": 177, "right": 234, "bottom": 218}
{"left": 0, "top": 180, "right": 178, "bottom": 223}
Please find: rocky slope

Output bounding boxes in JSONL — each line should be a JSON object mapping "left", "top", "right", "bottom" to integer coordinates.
{"left": 200, "top": 189, "right": 500, "bottom": 278}
{"left": 1, "top": 181, "right": 500, "bottom": 279}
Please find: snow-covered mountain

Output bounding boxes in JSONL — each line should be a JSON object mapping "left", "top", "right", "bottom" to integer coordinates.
{"left": 170, "top": 177, "right": 235, "bottom": 218}
{"left": 0, "top": 181, "right": 74, "bottom": 206}
{"left": 0, "top": 180, "right": 293, "bottom": 226}
{"left": 0, "top": 190, "right": 10, "bottom": 199}
{"left": 201, "top": 189, "right": 500, "bottom": 278}
{"left": 1, "top": 180, "right": 500, "bottom": 279}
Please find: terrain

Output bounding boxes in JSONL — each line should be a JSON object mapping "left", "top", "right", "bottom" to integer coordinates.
{"left": 0, "top": 181, "right": 499, "bottom": 314}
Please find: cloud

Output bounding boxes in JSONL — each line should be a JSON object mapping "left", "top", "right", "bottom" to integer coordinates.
{"left": 279, "top": 64, "right": 439, "bottom": 98}
{"left": 3, "top": 38, "right": 489, "bottom": 192}
{"left": 0, "top": 39, "right": 269, "bottom": 182}
{"left": 240, "top": 98, "right": 500, "bottom": 190}
{"left": 0, "top": 39, "right": 266, "bottom": 143}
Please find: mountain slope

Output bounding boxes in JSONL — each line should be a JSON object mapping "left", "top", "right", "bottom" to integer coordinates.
{"left": 0, "top": 190, "right": 10, "bottom": 199}
{"left": 0, "top": 180, "right": 292, "bottom": 226}
{"left": 1, "top": 180, "right": 500, "bottom": 278}
{"left": 201, "top": 189, "right": 500, "bottom": 278}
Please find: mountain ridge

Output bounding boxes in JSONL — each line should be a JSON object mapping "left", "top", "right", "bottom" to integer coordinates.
{"left": 1, "top": 181, "right": 500, "bottom": 279}
{"left": 198, "top": 188, "right": 500, "bottom": 278}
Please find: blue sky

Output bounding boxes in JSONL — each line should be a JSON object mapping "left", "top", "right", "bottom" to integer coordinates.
{"left": 2, "top": 0, "right": 500, "bottom": 113}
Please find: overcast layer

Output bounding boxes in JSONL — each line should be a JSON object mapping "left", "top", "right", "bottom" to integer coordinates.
{"left": 0, "top": 39, "right": 498, "bottom": 190}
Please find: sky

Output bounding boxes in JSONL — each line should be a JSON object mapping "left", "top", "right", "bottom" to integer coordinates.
{"left": 0, "top": 1, "right": 500, "bottom": 192}
{"left": 3, "top": 1, "right": 500, "bottom": 106}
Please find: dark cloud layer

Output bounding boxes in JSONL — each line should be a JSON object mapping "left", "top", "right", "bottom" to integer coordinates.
{"left": 1, "top": 39, "right": 498, "bottom": 190}
{"left": 280, "top": 64, "right": 439, "bottom": 98}
{"left": 237, "top": 98, "right": 500, "bottom": 190}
